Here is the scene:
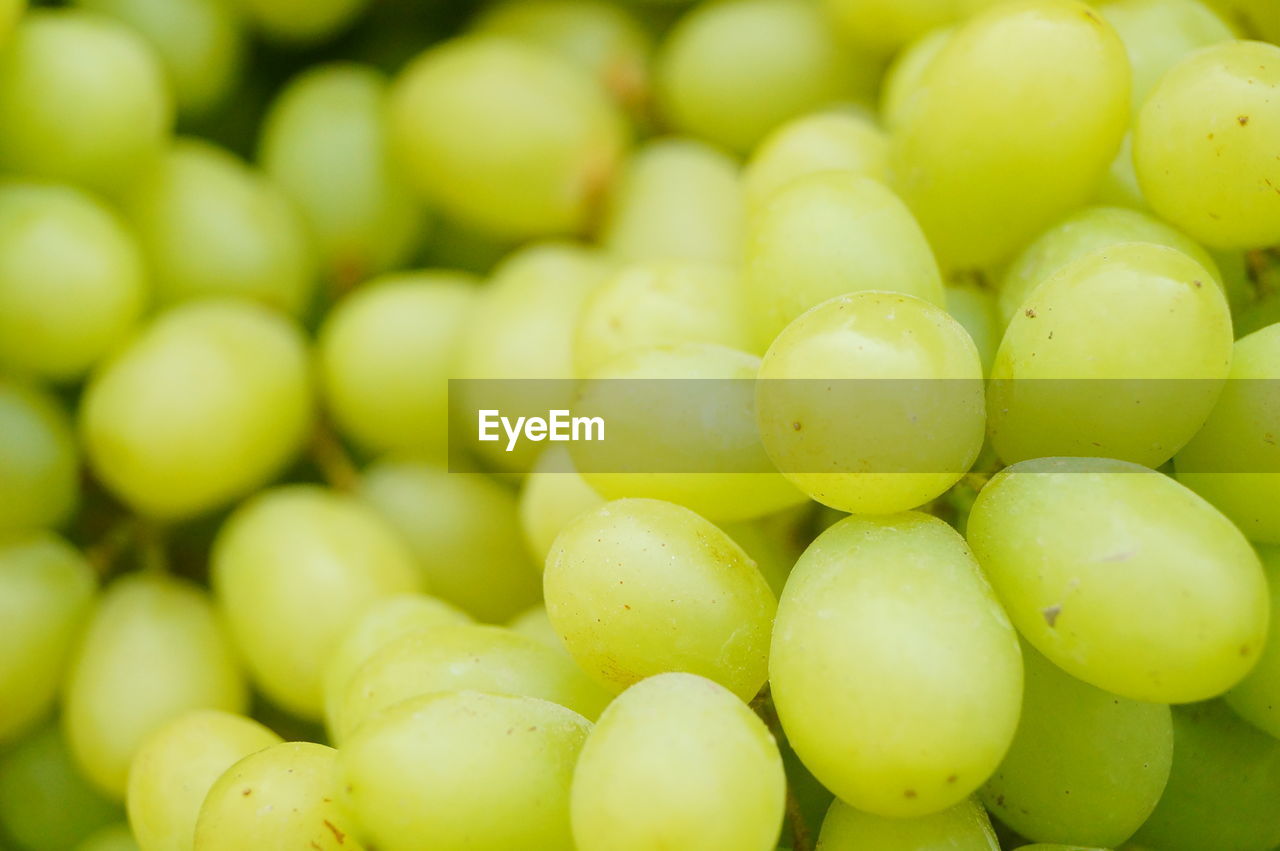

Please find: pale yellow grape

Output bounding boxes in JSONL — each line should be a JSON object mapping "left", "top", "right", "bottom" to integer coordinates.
{"left": 722, "top": 506, "right": 809, "bottom": 597}
{"left": 545, "top": 498, "right": 775, "bottom": 700}
{"left": 0, "top": 0, "right": 23, "bottom": 44}
{"left": 880, "top": 26, "right": 952, "bottom": 131}
{"left": 0, "top": 533, "right": 95, "bottom": 745}
{"left": 457, "top": 241, "right": 614, "bottom": 471}
{"left": 1101, "top": 0, "right": 1236, "bottom": 105}
{"left": 63, "top": 574, "right": 247, "bottom": 798}
{"left": 260, "top": 63, "right": 427, "bottom": 285}
{"left": 317, "top": 271, "right": 476, "bottom": 461}
{"left": 508, "top": 604, "right": 570, "bottom": 653}
{"left": 989, "top": 243, "right": 1232, "bottom": 467}
{"left": 126, "top": 710, "right": 280, "bottom": 851}
{"left": 0, "top": 182, "right": 147, "bottom": 382}
{"left": 335, "top": 623, "right": 610, "bottom": 742}
{"left": 945, "top": 282, "right": 1000, "bottom": 375}
{"left": 1135, "top": 40, "right": 1280, "bottom": 248}
{"left": 816, "top": 796, "right": 999, "bottom": 850}
{"left": 573, "top": 343, "right": 808, "bottom": 522}
{"left": 1228, "top": 546, "right": 1280, "bottom": 736}
{"left": 1207, "top": 0, "right": 1280, "bottom": 40}
{"left": 744, "top": 110, "right": 890, "bottom": 211}
{"left": 1095, "top": 132, "right": 1148, "bottom": 209}
{"left": 120, "top": 139, "right": 316, "bottom": 314}
{"left": 656, "top": 0, "right": 863, "bottom": 153}
{"left": 980, "top": 644, "right": 1173, "bottom": 847}
{"left": 818, "top": 0, "right": 959, "bottom": 54}
{"left": 1131, "top": 701, "right": 1280, "bottom": 851}
{"left": 475, "top": 0, "right": 652, "bottom": 113}
{"left": 573, "top": 260, "right": 751, "bottom": 374}
{"left": 1015, "top": 846, "right": 1109, "bottom": 851}
{"left": 756, "top": 291, "right": 984, "bottom": 515}
{"left": 518, "top": 446, "right": 606, "bottom": 564}
{"left": 771, "top": 513, "right": 1021, "bottom": 817}
{"left": 358, "top": 460, "right": 542, "bottom": 621}
{"left": 745, "top": 173, "right": 944, "bottom": 348}
{"left": 77, "top": 823, "right": 139, "bottom": 851}
{"left": 390, "top": 35, "right": 627, "bottom": 238}
{"left": 322, "top": 593, "right": 471, "bottom": 738}
{"left": 81, "top": 299, "right": 312, "bottom": 520}
{"left": 891, "top": 0, "right": 1131, "bottom": 268}
{"left": 75, "top": 0, "right": 245, "bottom": 117}
{"left": 193, "top": 742, "right": 362, "bottom": 851}
{"left": 210, "top": 485, "right": 422, "bottom": 719}
{"left": 967, "top": 457, "right": 1269, "bottom": 702}
{"left": 997, "top": 206, "right": 1222, "bottom": 323}
{"left": 601, "top": 137, "right": 745, "bottom": 266}
{"left": 0, "top": 10, "right": 172, "bottom": 195}
{"left": 234, "top": 0, "right": 368, "bottom": 44}
{"left": 343, "top": 692, "right": 589, "bottom": 851}
{"left": 571, "top": 673, "right": 784, "bottom": 851}
{"left": 0, "top": 381, "right": 78, "bottom": 534}
{"left": 1176, "top": 324, "right": 1280, "bottom": 542}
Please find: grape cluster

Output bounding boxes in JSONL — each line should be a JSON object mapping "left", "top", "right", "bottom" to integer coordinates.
{"left": 1, "top": 0, "right": 1279, "bottom": 850}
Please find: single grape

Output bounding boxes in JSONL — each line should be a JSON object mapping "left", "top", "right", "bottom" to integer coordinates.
{"left": 945, "top": 282, "right": 1001, "bottom": 376}
{"left": 815, "top": 796, "right": 1000, "bottom": 850}
{"left": 0, "top": 181, "right": 147, "bottom": 382}
{"left": 341, "top": 691, "right": 589, "bottom": 851}
{"left": 76, "top": 823, "right": 139, "bottom": 851}
{"left": 545, "top": 498, "right": 776, "bottom": 700}
{"left": 744, "top": 109, "right": 890, "bottom": 211}
{"left": 507, "top": 604, "right": 572, "bottom": 654}
{"left": 879, "top": 26, "right": 952, "bottom": 131}
{"left": 234, "top": 0, "right": 369, "bottom": 44}
{"left": 1101, "top": 0, "right": 1237, "bottom": 106}
{"left": 126, "top": 710, "right": 280, "bottom": 851}
{"left": 0, "top": 532, "right": 96, "bottom": 745}
{"left": 518, "top": 446, "right": 606, "bottom": 564}
{"left": 0, "top": 381, "right": 78, "bottom": 535}
{"left": 1205, "top": 0, "right": 1279, "bottom": 41}
{"left": 721, "top": 506, "right": 809, "bottom": 598}
{"left": 1094, "top": 132, "right": 1148, "bottom": 210}
{"left": 0, "top": 0, "right": 24, "bottom": 44}
{"left": 1227, "top": 545, "right": 1280, "bottom": 736}
{"left": 81, "top": 298, "right": 313, "bottom": 520}
{"left": 63, "top": 573, "right": 247, "bottom": 798}
{"left": 967, "top": 457, "right": 1269, "bottom": 703}
{"left": 210, "top": 484, "right": 424, "bottom": 719}
{"left": 771, "top": 512, "right": 1022, "bottom": 817}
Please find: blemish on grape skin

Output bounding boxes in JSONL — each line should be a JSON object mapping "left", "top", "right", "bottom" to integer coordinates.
{"left": 1042, "top": 604, "right": 1062, "bottom": 627}
{"left": 322, "top": 819, "right": 346, "bottom": 843}
{"left": 1238, "top": 115, "right": 1250, "bottom": 126}
{"left": 903, "top": 788, "right": 917, "bottom": 799}
{"left": 1024, "top": 308, "right": 1037, "bottom": 318}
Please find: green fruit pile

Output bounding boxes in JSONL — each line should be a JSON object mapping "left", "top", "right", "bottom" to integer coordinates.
{"left": 1, "top": 0, "right": 1279, "bottom": 849}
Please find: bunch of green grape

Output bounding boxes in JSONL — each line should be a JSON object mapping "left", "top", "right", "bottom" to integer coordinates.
{"left": 1, "top": 0, "right": 1280, "bottom": 849}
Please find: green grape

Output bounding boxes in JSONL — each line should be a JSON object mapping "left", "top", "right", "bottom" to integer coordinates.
{"left": 545, "top": 498, "right": 776, "bottom": 700}
{"left": 456, "top": 241, "right": 614, "bottom": 472}
{"left": 945, "top": 282, "right": 1001, "bottom": 375}
{"left": 655, "top": 0, "right": 864, "bottom": 153}
{"left": 322, "top": 593, "right": 471, "bottom": 739}
{"left": 75, "top": 0, "right": 244, "bottom": 117}
{"left": 474, "top": 0, "right": 652, "bottom": 113}
{"left": 317, "top": 271, "right": 476, "bottom": 461}
{"left": 1130, "top": 701, "right": 1280, "bottom": 851}
{"left": 771, "top": 513, "right": 1021, "bottom": 817}
{"left": 880, "top": 26, "right": 952, "bottom": 131}
{"left": 334, "top": 623, "right": 611, "bottom": 743}
{"left": 357, "top": 461, "right": 542, "bottom": 622}
{"left": 0, "top": 724, "right": 121, "bottom": 851}
{"left": 1015, "top": 846, "right": 1110, "bottom": 851}
{"left": 1206, "top": 0, "right": 1280, "bottom": 40}
{"left": 816, "top": 796, "right": 999, "bottom": 850}
{"left": 233, "top": 0, "right": 369, "bottom": 44}
{"left": 571, "top": 672, "right": 785, "bottom": 851}
{"left": 81, "top": 299, "right": 312, "bottom": 520}
{"left": 507, "top": 603, "right": 571, "bottom": 653}
{"left": 63, "top": 573, "right": 247, "bottom": 798}
{"left": 817, "top": 0, "right": 956, "bottom": 54}
{"left": 342, "top": 691, "right": 589, "bottom": 851}
{"left": 1101, "top": 0, "right": 1236, "bottom": 106}
{"left": 1134, "top": 40, "right": 1280, "bottom": 248}
{"left": 601, "top": 137, "right": 745, "bottom": 266}
{"left": 518, "top": 446, "right": 606, "bottom": 564}
{"left": 745, "top": 173, "right": 945, "bottom": 349}
{"left": 573, "top": 343, "right": 808, "bottom": 521}
{"left": 193, "top": 742, "right": 363, "bottom": 851}
{"left": 756, "top": 291, "right": 985, "bottom": 515}
{"left": 0, "top": 381, "right": 78, "bottom": 535}
{"left": 967, "top": 457, "right": 1269, "bottom": 702}
{"left": 259, "top": 63, "right": 428, "bottom": 285}
{"left": 77, "top": 823, "right": 139, "bottom": 851}
{"left": 744, "top": 109, "right": 890, "bottom": 211}
{"left": 210, "top": 485, "right": 424, "bottom": 719}
{"left": 120, "top": 139, "right": 316, "bottom": 314}
{"left": 573, "top": 260, "right": 751, "bottom": 375}
{"left": 0, "top": 533, "right": 95, "bottom": 745}
{"left": 1176, "top": 324, "right": 1280, "bottom": 542}
{"left": 1228, "top": 546, "right": 1280, "bottom": 735}
{"left": 389, "top": 35, "right": 627, "bottom": 239}
{"left": 126, "top": 710, "right": 280, "bottom": 851}
{"left": 980, "top": 645, "right": 1173, "bottom": 847}
{"left": 1094, "top": 132, "right": 1148, "bottom": 210}
{"left": 722, "top": 505, "right": 809, "bottom": 598}
{"left": 989, "top": 243, "right": 1233, "bottom": 467}
{"left": 0, "top": 0, "right": 23, "bottom": 45}
{"left": 0, "top": 182, "right": 147, "bottom": 382}
{"left": 0, "top": 9, "right": 172, "bottom": 196}
{"left": 890, "top": 0, "right": 1131, "bottom": 269}
{"left": 997, "top": 206, "right": 1222, "bottom": 323}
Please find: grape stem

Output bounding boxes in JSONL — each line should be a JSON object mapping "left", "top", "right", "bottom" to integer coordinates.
{"left": 751, "top": 686, "right": 813, "bottom": 851}
{"left": 310, "top": 422, "right": 360, "bottom": 491}
{"left": 83, "top": 517, "right": 139, "bottom": 577}
{"left": 137, "top": 522, "right": 170, "bottom": 575}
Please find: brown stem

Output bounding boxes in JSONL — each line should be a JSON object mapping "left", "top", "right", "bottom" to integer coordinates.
{"left": 310, "top": 422, "right": 360, "bottom": 492}
{"left": 752, "top": 687, "right": 814, "bottom": 851}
